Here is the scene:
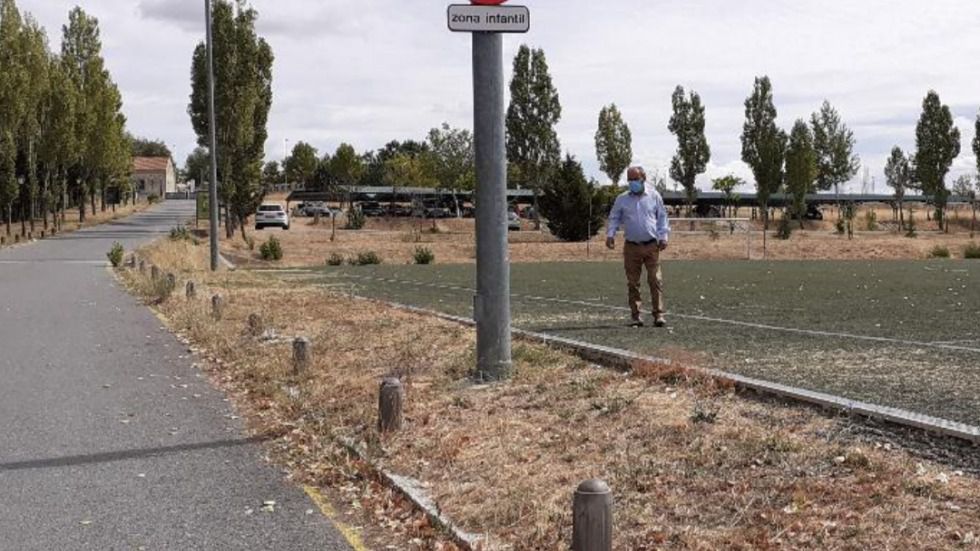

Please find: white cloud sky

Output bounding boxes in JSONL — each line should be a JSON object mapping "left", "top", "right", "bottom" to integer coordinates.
{"left": 18, "top": 0, "right": 980, "bottom": 192}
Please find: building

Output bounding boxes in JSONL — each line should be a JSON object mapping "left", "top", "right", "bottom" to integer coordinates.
{"left": 131, "top": 157, "right": 177, "bottom": 199}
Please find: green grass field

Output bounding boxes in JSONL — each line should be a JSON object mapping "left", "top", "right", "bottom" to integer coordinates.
{"left": 280, "top": 260, "right": 980, "bottom": 426}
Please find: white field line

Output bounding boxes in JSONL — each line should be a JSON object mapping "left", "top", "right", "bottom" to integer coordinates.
{"left": 333, "top": 272, "right": 980, "bottom": 354}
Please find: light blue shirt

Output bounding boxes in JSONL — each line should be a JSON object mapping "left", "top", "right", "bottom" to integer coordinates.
{"left": 606, "top": 185, "right": 671, "bottom": 243}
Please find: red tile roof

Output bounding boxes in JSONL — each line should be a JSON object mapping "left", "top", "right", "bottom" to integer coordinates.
{"left": 132, "top": 157, "right": 171, "bottom": 172}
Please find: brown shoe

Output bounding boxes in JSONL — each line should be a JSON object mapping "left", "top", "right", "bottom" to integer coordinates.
{"left": 653, "top": 315, "right": 666, "bottom": 328}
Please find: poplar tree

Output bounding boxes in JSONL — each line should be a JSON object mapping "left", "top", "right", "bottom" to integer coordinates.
{"left": 914, "top": 90, "right": 960, "bottom": 230}
{"left": 785, "top": 119, "right": 817, "bottom": 229}
{"left": 0, "top": 0, "right": 27, "bottom": 234}
{"left": 506, "top": 45, "right": 561, "bottom": 227}
{"left": 741, "top": 76, "right": 787, "bottom": 229}
{"left": 594, "top": 103, "right": 632, "bottom": 186}
{"left": 668, "top": 86, "right": 710, "bottom": 214}
{"left": 884, "top": 146, "right": 912, "bottom": 230}
{"left": 811, "top": 100, "right": 860, "bottom": 196}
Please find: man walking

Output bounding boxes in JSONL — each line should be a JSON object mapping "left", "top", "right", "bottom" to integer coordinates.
{"left": 605, "top": 166, "right": 671, "bottom": 327}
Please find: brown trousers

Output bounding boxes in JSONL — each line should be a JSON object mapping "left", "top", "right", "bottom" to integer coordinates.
{"left": 624, "top": 242, "right": 664, "bottom": 317}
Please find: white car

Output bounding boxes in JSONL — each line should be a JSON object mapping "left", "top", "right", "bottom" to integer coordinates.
{"left": 255, "top": 204, "right": 290, "bottom": 230}
{"left": 508, "top": 211, "right": 522, "bottom": 231}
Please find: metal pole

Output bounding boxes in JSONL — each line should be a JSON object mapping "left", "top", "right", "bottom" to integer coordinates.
{"left": 205, "top": 0, "right": 220, "bottom": 272}
{"left": 472, "top": 32, "right": 511, "bottom": 381}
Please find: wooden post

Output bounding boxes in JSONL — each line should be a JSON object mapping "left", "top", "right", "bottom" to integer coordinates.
{"left": 247, "top": 313, "right": 264, "bottom": 337}
{"left": 573, "top": 480, "right": 613, "bottom": 551}
{"left": 292, "top": 337, "right": 311, "bottom": 374}
{"left": 166, "top": 273, "right": 177, "bottom": 293}
{"left": 211, "top": 294, "right": 224, "bottom": 321}
{"left": 185, "top": 281, "right": 197, "bottom": 300}
{"left": 151, "top": 265, "right": 160, "bottom": 281}
{"left": 138, "top": 259, "right": 146, "bottom": 274}
{"left": 378, "top": 377, "right": 404, "bottom": 433}
{"left": 1, "top": 236, "right": 5, "bottom": 246}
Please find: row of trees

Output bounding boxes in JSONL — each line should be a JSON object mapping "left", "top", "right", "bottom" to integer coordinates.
{"left": 0, "top": 1, "right": 131, "bottom": 236}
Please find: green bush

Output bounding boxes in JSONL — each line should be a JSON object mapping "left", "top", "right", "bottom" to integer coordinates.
{"left": 928, "top": 245, "right": 950, "bottom": 259}
{"left": 775, "top": 215, "right": 792, "bottom": 240}
{"left": 964, "top": 242, "right": 980, "bottom": 259}
{"left": 107, "top": 242, "right": 124, "bottom": 267}
{"left": 326, "top": 253, "right": 345, "bottom": 266}
{"left": 538, "top": 155, "right": 605, "bottom": 242}
{"left": 345, "top": 207, "right": 366, "bottom": 230}
{"left": 147, "top": 194, "right": 160, "bottom": 205}
{"left": 864, "top": 210, "right": 878, "bottom": 231}
{"left": 169, "top": 225, "right": 191, "bottom": 241}
{"left": 413, "top": 246, "right": 435, "bottom": 265}
{"left": 349, "top": 251, "right": 382, "bottom": 266}
{"left": 259, "top": 236, "right": 283, "bottom": 261}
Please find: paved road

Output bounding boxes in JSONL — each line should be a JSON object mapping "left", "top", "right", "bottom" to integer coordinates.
{"left": 0, "top": 202, "right": 352, "bottom": 550}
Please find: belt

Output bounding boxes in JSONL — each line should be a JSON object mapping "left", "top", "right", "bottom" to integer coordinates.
{"left": 626, "top": 238, "right": 658, "bottom": 246}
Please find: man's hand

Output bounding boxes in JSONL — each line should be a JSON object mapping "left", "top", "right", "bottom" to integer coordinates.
{"left": 605, "top": 237, "right": 616, "bottom": 250}
{"left": 658, "top": 240, "right": 668, "bottom": 252}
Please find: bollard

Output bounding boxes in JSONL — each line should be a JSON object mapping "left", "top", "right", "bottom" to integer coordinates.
{"left": 292, "top": 337, "right": 311, "bottom": 374}
{"left": 40, "top": 231, "right": 44, "bottom": 239}
{"left": 127, "top": 255, "right": 136, "bottom": 268}
{"left": 27, "top": 232, "right": 31, "bottom": 241}
{"left": 14, "top": 234, "right": 19, "bottom": 243}
{"left": 211, "top": 294, "right": 224, "bottom": 321}
{"left": 378, "top": 378, "right": 404, "bottom": 433}
{"left": 247, "top": 313, "right": 264, "bottom": 337}
{"left": 138, "top": 259, "right": 146, "bottom": 274}
{"left": 151, "top": 265, "right": 160, "bottom": 281}
{"left": 166, "top": 273, "right": 177, "bottom": 292}
{"left": 185, "top": 281, "right": 197, "bottom": 300}
{"left": 0, "top": 236, "right": 5, "bottom": 245}
{"left": 572, "top": 480, "right": 613, "bottom": 551}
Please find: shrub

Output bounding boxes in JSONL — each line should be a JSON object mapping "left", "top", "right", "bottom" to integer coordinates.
{"left": 864, "top": 210, "right": 878, "bottom": 231}
{"left": 246, "top": 235, "right": 256, "bottom": 251}
{"left": 929, "top": 245, "right": 950, "bottom": 259}
{"left": 169, "top": 225, "right": 191, "bottom": 241}
{"left": 905, "top": 213, "right": 917, "bottom": 238}
{"left": 538, "top": 155, "right": 605, "bottom": 242}
{"left": 259, "top": 236, "right": 283, "bottom": 261}
{"left": 349, "top": 251, "right": 382, "bottom": 266}
{"left": 345, "top": 207, "right": 366, "bottom": 230}
{"left": 413, "top": 246, "right": 435, "bottom": 265}
{"left": 326, "top": 253, "right": 345, "bottom": 266}
{"left": 107, "top": 242, "right": 124, "bottom": 267}
{"left": 775, "top": 215, "right": 792, "bottom": 240}
{"left": 964, "top": 242, "right": 980, "bottom": 259}
{"left": 834, "top": 218, "right": 845, "bottom": 235}
{"left": 147, "top": 194, "right": 160, "bottom": 204}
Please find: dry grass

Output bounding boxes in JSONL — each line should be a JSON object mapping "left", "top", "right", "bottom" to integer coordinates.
{"left": 0, "top": 201, "right": 150, "bottom": 248}
{"left": 120, "top": 238, "right": 980, "bottom": 550}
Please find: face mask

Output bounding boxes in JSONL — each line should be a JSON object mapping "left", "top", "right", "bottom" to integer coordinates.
{"left": 628, "top": 180, "right": 645, "bottom": 194}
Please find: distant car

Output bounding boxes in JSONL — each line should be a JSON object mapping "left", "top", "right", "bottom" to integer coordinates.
{"left": 360, "top": 202, "right": 385, "bottom": 217}
{"left": 255, "top": 204, "right": 289, "bottom": 230}
{"left": 303, "top": 202, "right": 339, "bottom": 218}
{"left": 508, "top": 211, "right": 522, "bottom": 231}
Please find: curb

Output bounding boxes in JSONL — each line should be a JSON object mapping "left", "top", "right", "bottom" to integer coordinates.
{"left": 362, "top": 297, "right": 980, "bottom": 445}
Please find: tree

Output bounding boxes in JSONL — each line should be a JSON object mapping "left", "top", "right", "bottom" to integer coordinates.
{"left": 538, "top": 155, "right": 604, "bottom": 242}
{"left": 811, "top": 100, "right": 860, "bottom": 197}
{"left": 741, "top": 76, "right": 787, "bottom": 229}
{"left": 131, "top": 136, "right": 172, "bottom": 158}
{"left": 428, "top": 123, "right": 474, "bottom": 215}
{"left": 360, "top": 140, "right": 428, "bottom": 187}
{"left": 952, "top": 174, "right": 977, "bottom": 237}
{"left": 184, "top": 147, "right": 210, "bottom": 188}
{"left": 38, "top": 54, "right": 77, "bottom": 229}
{"left": 594, "top": 104, "right": 632, "bottom": 186}
{"left": 507, "top": 45, "right": 561, "bottom": 228}
{"left": 329, "top": 143, "right": 364, "bottom": 189}
{"left": 0, "top": 0, "right": 28, "bottom": 234}
{"left": 668, "top": 86, "right": 710, "bottom": 214}
{"left": 261, "top": 160, "right": 280, "bottom": 187}
{"left": 383, "top": 152, "right": 436, "bottom": 189}
{"left": 17, "top": 16, "right": 50, "bottom": 232}
{"left": 784, "top": 119, "right": 817, "bottom": 229}
{"left": 283, "top": 141, "right": 317, "bottom": 188}
{"left": 884, "top": 146, "right": 912, "bottom": 231}
{"left": 712, "top": 175, "right": 744, "bottom": 217}
{"left": 914, "top": 90, "right": 961, "bottom": 230}
{"left": 189, "top": 0, "right": 273, "bottom": 239}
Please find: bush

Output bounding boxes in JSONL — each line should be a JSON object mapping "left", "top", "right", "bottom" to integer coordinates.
{"left": 413, "top": 246, "right": 435, "bottom": 265}
{"left": 259, "top": 236, "right": 283, "bottom": 261}
{"left": 147, "top": 194, "right": 160, "bottom": 205}
{"left": 349, "top": 251, "right": 382, "bottom": 266}
{"left": 326, "top": 253, "right": 345, "bottom": 266}
{"left": 864, "top": 210, "right": 878, "bottom": 231}
{"left": 345, "top": 207, "right": 366, "bottom": 230}
{"left": 929, "top": 245, "right": 950, "bottom": 258}
{"left": 107, "top": 242, "right": 124, "bottom": 267}
{"left": 834, "top": 218, "right": 845, "bottom": 235}
{"left": 775, "top": 215, "right": 792, "bottom": 240}
{"left": 964, "top": 242, "right": 980, "bottom": 259}
{"left": 169, "top": 225, "right": 191, "bottom": 241}
{"left": 538, "top": 155, "right": 605, "bottom": 242}
{"left": 905, "top": 213, "right": 917, "bottom": 238}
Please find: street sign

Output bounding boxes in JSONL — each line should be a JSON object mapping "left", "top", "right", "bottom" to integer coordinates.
{"left": 447, "top": 4, "right": 530, "bottom": 33}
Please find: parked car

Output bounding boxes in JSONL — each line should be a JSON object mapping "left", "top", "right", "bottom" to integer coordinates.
{"left": 255, "top": 204, "right": 289, "bottom": 230}
{"left": 360, "top": 202, "right": 385, "bottom": 217}
{"left": 508, "top": 211, "right": 522, "bottom": 231}
{"left": 303, "top": 202, "right": 340, "bottom": 218}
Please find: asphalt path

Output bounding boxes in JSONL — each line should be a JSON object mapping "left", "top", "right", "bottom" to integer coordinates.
{"left": 0, "top": 202, "right": 352, "bottom": 550}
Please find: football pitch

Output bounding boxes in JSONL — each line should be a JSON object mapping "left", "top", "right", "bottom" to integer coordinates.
{"left": 293, "top": 260, "right": 980, "bottom": 427}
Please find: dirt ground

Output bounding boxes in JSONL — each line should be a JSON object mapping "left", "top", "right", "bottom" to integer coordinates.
{"left": 120, "top": 237, "right": 980, "bottom": 550}
{"left": 222, "top": 200, "right": 980, "bottom": 267}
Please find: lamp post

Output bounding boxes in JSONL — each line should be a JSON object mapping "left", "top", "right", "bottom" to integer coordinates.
{"left": 205, "top": 0, "right": 220, "bottom": 272}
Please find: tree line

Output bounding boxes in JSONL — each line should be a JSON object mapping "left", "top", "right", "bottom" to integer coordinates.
{"left": 0, "top": 1, "right": 131, "bottom": 237}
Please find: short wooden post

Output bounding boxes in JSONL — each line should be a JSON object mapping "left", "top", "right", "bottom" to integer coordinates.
{"left": 27, "top": 232, "right": 31, "bottom": 240}
{"left": 247, "top": 313, "right": 264, "bottom": 337}
{"left": 138, "top": 259, "right": 146, "bottom": 274}
{"left": 127, "top": 255, "right": 136, "bottom": 268}
{"left": 151, "top": 265, "right": 160, "bottom": 281}
{"left": 166, "top": 273, "right": 177, "bottom": 292}
{"left": 14, "top": 234, "right": 19, "bottom": 243}
{"left": 0, "top": 236, "right": 5, "bottom": 246}
{"left": 211, "top": 294, "right": 224, "bottom": 321}
{"left": 185, "top": 281, "right": 196, "bottom": 299}
{"left": 378, "top": 378, "right": 404, "bottom": 433}
{"left": 39, "top": 230, "right": 44, "bottom": 239}
{"left": 572, "top": 480, "right": 613, "bottom": 551}
{"left": 292, "top": 337, "right": 311, "bottom": 374}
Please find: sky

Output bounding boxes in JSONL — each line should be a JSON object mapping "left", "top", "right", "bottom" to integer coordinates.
{"left": 18, "top": 0, "right": 980, "bottom": 192}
